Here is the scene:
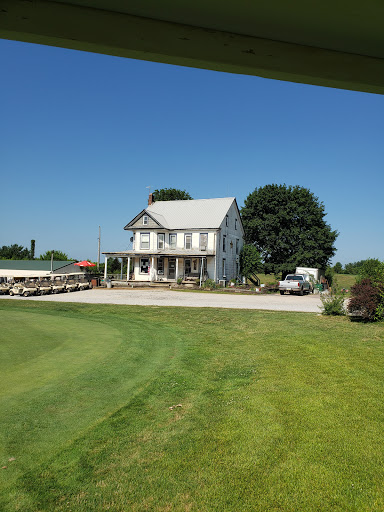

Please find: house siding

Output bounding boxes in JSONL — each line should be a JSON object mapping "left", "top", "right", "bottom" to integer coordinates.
{"left": 130, "top": 215, "right": 160, "bottom": 229}
{"left": 216, "top": 202, "right": 244, "bottom": 282}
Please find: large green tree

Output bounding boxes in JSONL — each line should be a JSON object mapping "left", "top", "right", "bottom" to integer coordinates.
{"left": 0, "top": 244, "right": 30, "bottom": 260}
{"left": 241, "top": 184, "right": 338, "bottom": 277}
{"left": 153, "top": 188, "right": 192, "bottom": 201}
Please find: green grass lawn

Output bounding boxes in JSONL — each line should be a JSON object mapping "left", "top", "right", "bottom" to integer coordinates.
{"left": 334, "top": 274, "right": 358, "bottom": 290}
{"left": 1, "top": 300, "right": 384, "bottom": 511}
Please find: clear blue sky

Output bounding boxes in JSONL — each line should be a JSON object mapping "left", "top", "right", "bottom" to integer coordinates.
{"left": 1, "top": 39, "right": 383, "bottom": 265}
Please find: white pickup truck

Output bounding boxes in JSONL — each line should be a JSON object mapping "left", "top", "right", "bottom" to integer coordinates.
{"left": 278, "top": 274, "right": 313, "bottom": 296}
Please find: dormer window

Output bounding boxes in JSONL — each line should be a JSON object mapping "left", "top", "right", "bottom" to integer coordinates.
{"left": 143, "top": 215, "right": 149, "bottom": 225}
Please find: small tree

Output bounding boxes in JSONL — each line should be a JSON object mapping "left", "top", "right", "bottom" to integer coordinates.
{"left": 153, "top": 188, "right": 193, "bottom": 201}
{"left": 240, "top": 245, "right": 263, "bottom": 280}
{"left": 325, "top": 266, "right": 334, "bottom": 287}
{"left": 40, "top": 250, "right": 70, "bottom": 261}
{"left": 333, "top": 262, "right": 343, "bottom": 274}
{"left": 108, "top": 258, "right": 122, "bottom": 274}
{"left": 359, "top": 259, "right": 384, "bottom": 285}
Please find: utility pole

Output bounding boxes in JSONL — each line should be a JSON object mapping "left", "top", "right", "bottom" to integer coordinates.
{"left": 51, "top": 250, "right": 54, "bottom": 274}
{"left": 97, "top": 226, "right": 101, "bottom": 270}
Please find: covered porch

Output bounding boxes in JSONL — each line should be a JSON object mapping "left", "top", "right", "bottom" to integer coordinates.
{"left": 102, "top": 251, "right": 216, "bottom": 285}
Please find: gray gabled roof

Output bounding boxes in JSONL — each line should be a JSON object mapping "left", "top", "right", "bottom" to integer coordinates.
{"left": 125, "top": 197, "right": 238, "bottom": 230}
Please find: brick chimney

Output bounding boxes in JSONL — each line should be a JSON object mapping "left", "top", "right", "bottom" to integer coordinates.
{"left": 148, "top": 193, "right": 154, "bottom": 206}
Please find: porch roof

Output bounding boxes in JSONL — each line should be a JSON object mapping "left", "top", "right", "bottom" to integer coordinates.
{"left": 103, "top": 250, "right": 215, "bottom": 258}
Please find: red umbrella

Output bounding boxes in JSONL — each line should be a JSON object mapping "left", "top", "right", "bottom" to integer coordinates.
{"left": 74, "top": 260, "right": 96, "bottom": 267}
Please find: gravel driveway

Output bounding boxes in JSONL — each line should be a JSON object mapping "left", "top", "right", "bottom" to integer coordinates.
{"left": 1, "top": 288, "right": 323, "bottom": 313}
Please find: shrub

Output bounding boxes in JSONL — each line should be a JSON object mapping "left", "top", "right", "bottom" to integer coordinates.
{"left": 347, "top": 278, "right": 384, "bottom": 321}
{"left": 320, "top": 292, "right": 346, "bottom": 316}
{"left": 320, "top": 279, "right": 346, "bottom": 316}
{"left": 177, "top": 277, "right": 183, "bottom": 285}
{"left": 203, "top": 279, "right": 217, "bottom": 290}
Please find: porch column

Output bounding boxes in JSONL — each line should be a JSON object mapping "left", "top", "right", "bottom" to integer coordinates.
{"left": 199, "top": 257, "right": 203, "bottom": 287}
{"left": 176, "top": 257, "right": 179, "bottom": 281}
{"left": 127, "top": 256, "right": 131, "bottom": 281}
{"left": 104, "top": 256, "right": 108, "bottom": 280}
{"left": 151, "top": 257, "right": 155, "bottom": 281}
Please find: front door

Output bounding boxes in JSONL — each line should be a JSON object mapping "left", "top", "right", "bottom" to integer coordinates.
{"left": 168, "top": 258, "right": 176, "bottom": 279}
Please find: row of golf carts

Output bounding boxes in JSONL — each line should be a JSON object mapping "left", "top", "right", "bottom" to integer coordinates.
{"left": 0, "top": 276, "right": 92, "bottom": 297}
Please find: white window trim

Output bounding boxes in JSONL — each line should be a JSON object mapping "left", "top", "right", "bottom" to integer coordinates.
{"left": 158, "top": 233, "right": 165, "bottom": 250}
{"left": 140, "top": 233, "right": 150, "bottom": 250}
{"left": 200, "top": 233, "right": 208, "bottom": 251}
{"left": 185, "top": 233, "right": 192, "bottom": 250}
{"left": 169, "top": 233, "right": 177, "bottom": 250}
{"left": 143, "top": 215, "right": 149, "bottom": 225}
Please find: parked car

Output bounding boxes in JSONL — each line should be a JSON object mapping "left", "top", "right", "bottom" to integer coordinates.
{"left": 278, "top": 274, "right": 313, "bottom": 295}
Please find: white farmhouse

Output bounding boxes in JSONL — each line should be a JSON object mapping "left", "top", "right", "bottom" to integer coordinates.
{"left": 103, "top": 196, "right": 244, "bottom": 284}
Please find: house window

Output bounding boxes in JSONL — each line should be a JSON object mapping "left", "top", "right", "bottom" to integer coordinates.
{"left": 157, "top": 258, "right": 164, "bottom": 275}
{"left": 169, "top": 233, "right": 177, "bottom": 249}
{"left": 236, "top": 239, "right": 239, "bottom": 255}
{"left": 200, "top": 233, "right": 208, "bottom": 251}
{"left": 222, "top": 258, "right": 226, "bottom": 278}
{"left": 235, "top": 218, "right": 238, "bottom": 230}
{"left": 140, "top": 258, "right": 149, "bottom": 274}
{"left": 223, "top": 235, "right": 226, "bottom": 252}
{"left": 185, "top": 233, "right": 192, "bottom": 250}
{"left": 225, "top": 215, "right": 228, "bottom": 227}
{"left": 158, "top": 233, "right": 165, "bottom": 250}
{"left": 143, "top": 215, "right": 149, "bottom": 225}
{"left": 140, "top": 233, "right": 150, "bottom": 250}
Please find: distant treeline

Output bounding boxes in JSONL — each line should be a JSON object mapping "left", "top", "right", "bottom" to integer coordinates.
{"left": 0, "top": 243, "right": 70, "bottom": 261}
{"left": 333, "top": 260, "right": 381, "bottom": 275}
